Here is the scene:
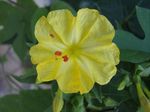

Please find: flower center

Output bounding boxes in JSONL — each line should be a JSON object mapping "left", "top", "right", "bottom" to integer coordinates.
{"left": 54, "top": 50, "right": 69, "bottom": 62}
{"left": 53, "top": 45, "right": 81, "bottom": 62}
{"left": 67, "top": 44, "right": 81, "bottom": 56}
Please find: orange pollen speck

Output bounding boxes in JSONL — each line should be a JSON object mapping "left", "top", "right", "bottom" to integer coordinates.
{"left": 55, "top": 51, "right": 62, "bottom": 56}
{"left": 62, "top": 55, "right": 69, "bottom": 62}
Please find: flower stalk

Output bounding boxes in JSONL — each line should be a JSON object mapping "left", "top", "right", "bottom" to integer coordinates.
{"left": 136, "top": 76, "right": 150, "bottom": 112}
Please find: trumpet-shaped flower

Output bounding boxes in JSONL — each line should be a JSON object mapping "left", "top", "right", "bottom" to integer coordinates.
{"left": 29, "top": 8, "right": 120, "bottom": 94}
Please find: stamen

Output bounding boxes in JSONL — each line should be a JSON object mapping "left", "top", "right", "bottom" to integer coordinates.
{"left": 62, "top": 55, "right": 69, "bottom": 62}
{"left": 55, "top": 51, "right": 62, "bottom": 56}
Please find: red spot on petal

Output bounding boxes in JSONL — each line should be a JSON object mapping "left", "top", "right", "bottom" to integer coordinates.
{"left": 62, "top": 55, "right": 69, "bottom": 62}
{"left": 55, "top": 51, "right": 62, "bottom": 56}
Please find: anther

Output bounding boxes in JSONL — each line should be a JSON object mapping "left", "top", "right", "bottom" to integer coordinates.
{"left": 62, "top": 55, "right": 69, "bottom": 62}
{"left": 55, "top": 51, "right": 62, "bottom": 56}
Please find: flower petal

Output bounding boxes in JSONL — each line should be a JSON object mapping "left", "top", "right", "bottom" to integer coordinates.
{"left": 74, "top": 8, "right": 99, "bottom": 44}
{"left": 82, "top": 43, "right": 120, "bottom": 65}
{"left": 56, "top": 59, "right": 94, "bottom": 94}
{"left": 29, "top": 44, "right": 52, "bottom": 64}
{"left": 35, "top": 16, "right": 66, "bottom": 51}
{"left": 80, "top": 14, "right": 115, "bottom": 47}
{"left": 47, "top": 9, "right": 75, "bottom": 45}
{"left": 93, "top": 62, "right": 117, "bottom": 85}
{"left": 77, "top": 54, "right": 117, "bottom": 85}
{"left": 36, "top": 59, "right": 61, "bottom": 82}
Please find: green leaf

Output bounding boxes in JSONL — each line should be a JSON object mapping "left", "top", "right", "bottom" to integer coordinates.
{"left": 94, "top": 0, "right": 141, "bottom": 28}
{"left": 129, "top": 85, "right": 139, "bottom": 103}
{"left": 17, "top": 0, "right": 37, "bottom": 14}
{"left": 117, "top": 79, "right": 126, "bottom": 91}
{"left": 84, "top": 93, "right": 103, "bottom": 111}
{"left": 91, "top": 84, "right": 102, "bottom": 104}
{"left": 104, "top": 97, "right": 118, "bottom": 107}
{"left": 12, "top": 24, "right": 28, "bottom": 60}
{"left": 44, "top": 106, "right": 52, "bottom": 112}
{"left": 118, "top": 75, "right": 132, "bottom": 91}
{"left": 114, "top": 6, "right": 150, "bottom": 52}
{"left": 137, "top": 107, "right": 145, "bottom": 112}
{"left": 114, "top": 29, "right": 150, "bottom": 53}
{"left": 0, "top": 2, "right": 21, "bottom": 43}
{"left": 0, "top": 95, "right": 22, "bottom": 112}
{"left": 71, "top": 95, "right": 85, "bottom": 112}
{"left": 140, "top": 67, "right": 150, "bottom": 77}
{"left": 119, "top": 49, "right": 150, "bottom": 63}
{"left": 50, "top": 0, "right": 76, "bottom": 15}
{"left": 102, "top": 72, "right": 130, "bottom": 103}
{"left": 84, "top": 85, "right": 103, "bottom": 111}
{"left": 17, "top": 0, "right": 38, "bottom": 42}
{"left": 12, "top": 67, "right": 37, "bottom": 83}
{"left": 63, "top": 93, "right": 73, "bottom": 102}
{"left": 0, "top": 89, "right": 52, "bottom": 112}
{"left": 135, "top": 64, "right": 150, "bottom": 77}
{"left": 117, "top": 70, "right": 132, "bottom": 91}
{"left": 118, "top": 99, "right": 138, "bottom": 112}
{"left": 136, "top": 6, "right": 150, "bottom": 41}
{"left": 138, "top": 63, "right": 150, "bottom": 77}
{"left": 114, "top": 6, "right": 150, "bottom": 63}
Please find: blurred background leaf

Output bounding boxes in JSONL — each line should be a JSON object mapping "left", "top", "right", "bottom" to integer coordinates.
{"left": 50, "top": 0, "right": 76, "bottom": 15}
{"left": 114, "top": 6, "right": 150, "bottom": 63}
{"left": 0, "top": 1, "right": 21, "bottom": 43}
{"left": 12, "top": 67, "right": 37, "bottom": 83}
{"left": 0, "top": 89, "right": 52, "bottom": 112}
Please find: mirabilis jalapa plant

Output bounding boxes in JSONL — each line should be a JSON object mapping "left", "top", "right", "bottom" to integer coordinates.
{"left": 29, "top": 8, "right": 120, "bottom": 111}
{"left": 0, "top": 0, "right": 150, "bottom": 112}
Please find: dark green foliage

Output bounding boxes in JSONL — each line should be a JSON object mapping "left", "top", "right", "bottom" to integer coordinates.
{"left": 0, "top": 90, "right": 53, "bottom": 112}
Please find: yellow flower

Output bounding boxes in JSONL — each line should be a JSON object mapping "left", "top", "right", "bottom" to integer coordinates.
{"left": 29, "top": 8, "right": 120, "bottom": 94}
